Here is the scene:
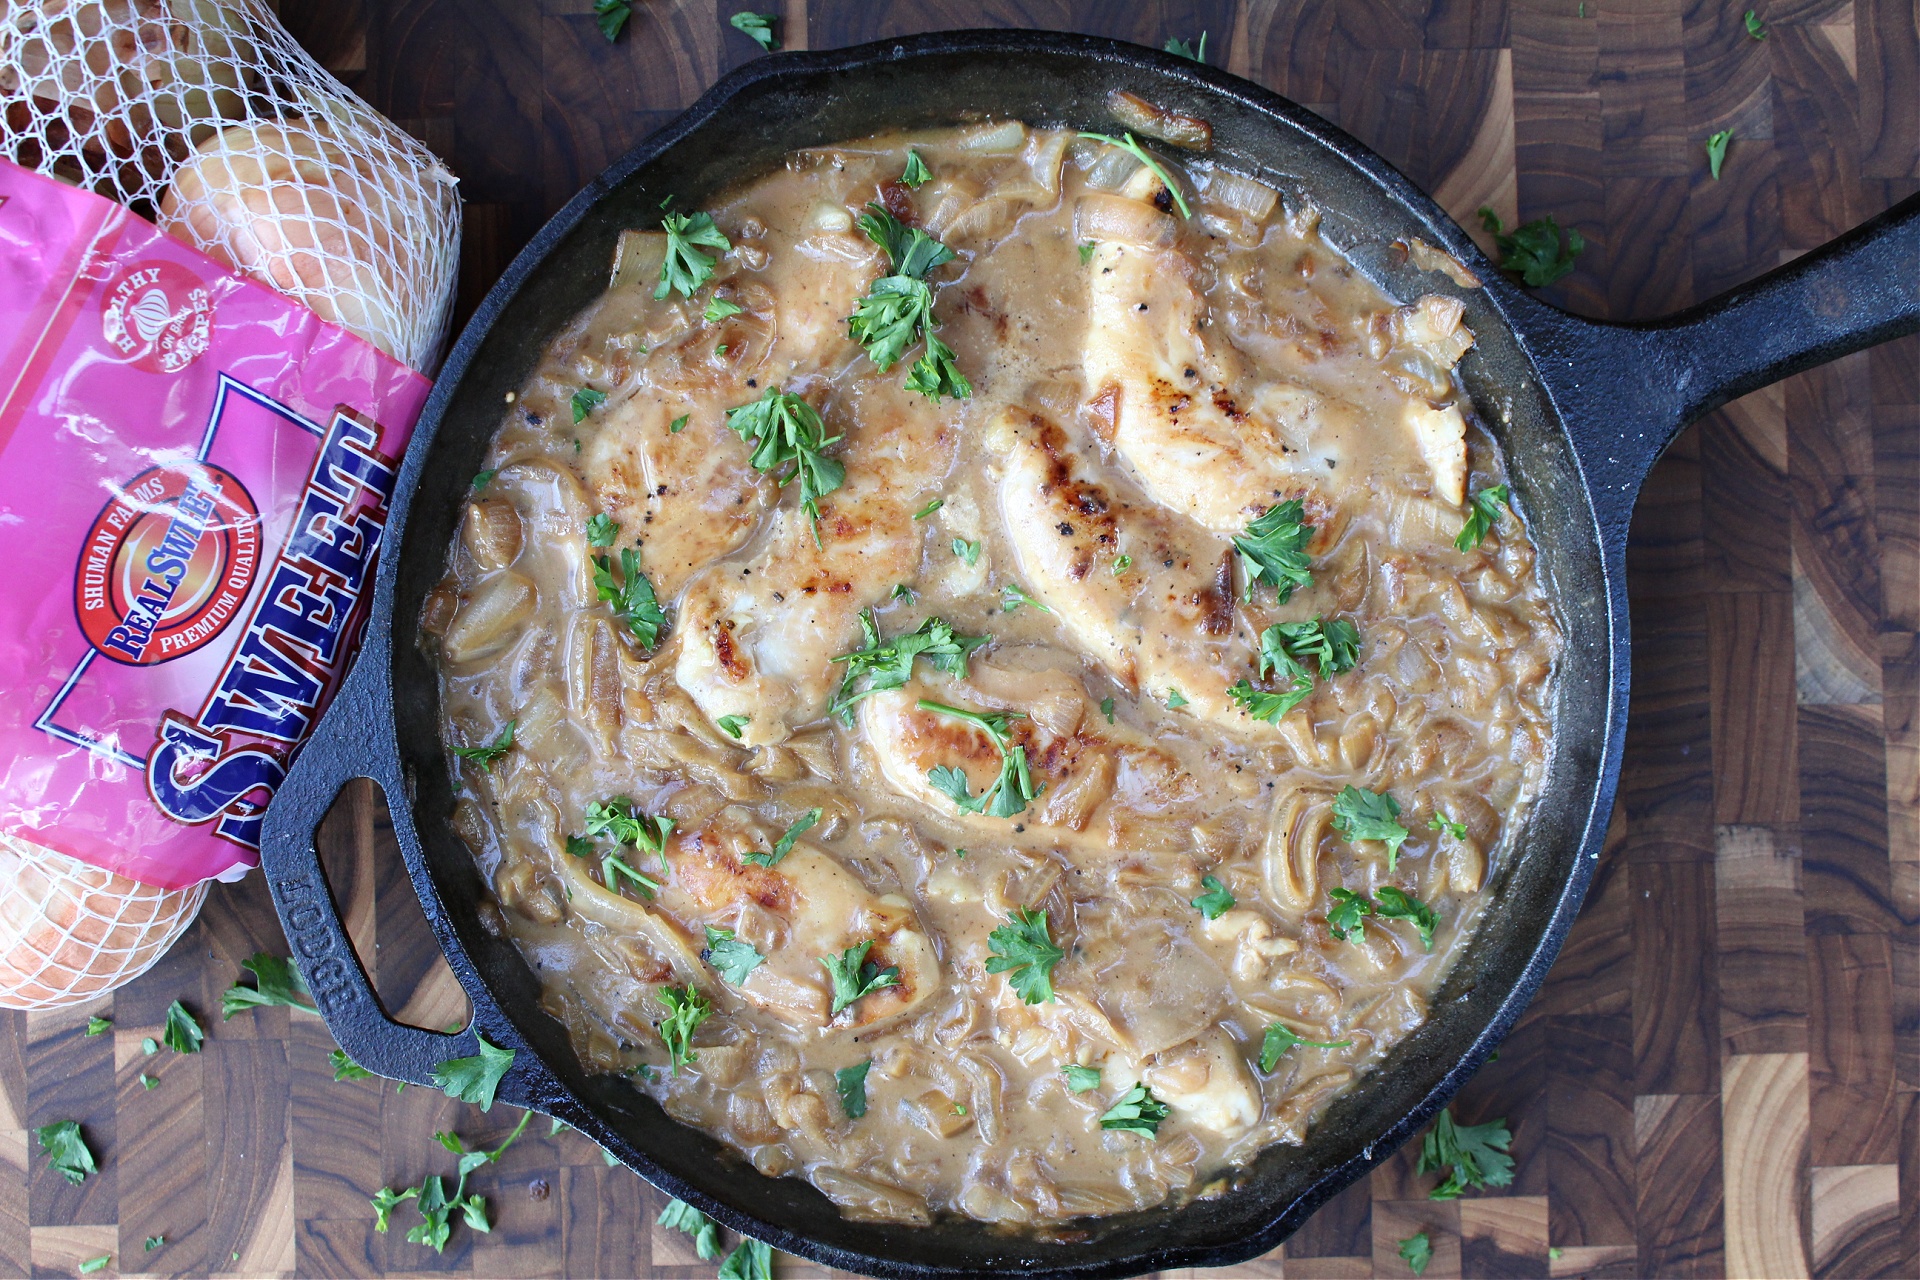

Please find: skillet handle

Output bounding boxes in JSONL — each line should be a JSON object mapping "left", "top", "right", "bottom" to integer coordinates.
{"left": 1545, "top": 192, "right": 1919, "bottom": 543}
{"left": 259, "top": 645, "right": 491, "bottom": 1093}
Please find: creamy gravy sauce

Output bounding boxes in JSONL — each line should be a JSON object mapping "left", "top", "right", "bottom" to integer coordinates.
{"left": 425, "top": 123, "right": 1560, "bottom": 1228}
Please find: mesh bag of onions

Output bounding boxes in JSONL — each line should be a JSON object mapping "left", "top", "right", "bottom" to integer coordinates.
{"left": 0, "top": 0, "right": 458, "bottom": 1009}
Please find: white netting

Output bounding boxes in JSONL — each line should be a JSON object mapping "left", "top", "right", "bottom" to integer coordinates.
{"left": 0, "top": 834, "right": 208, "bottom": 1010}
{"left": 2, "top": 0, "right": 462, "bottom": 371}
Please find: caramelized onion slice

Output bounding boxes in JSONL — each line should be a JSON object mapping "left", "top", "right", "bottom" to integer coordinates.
{"left": 1106, "top": 89, "right": 1213, "bottom": 151}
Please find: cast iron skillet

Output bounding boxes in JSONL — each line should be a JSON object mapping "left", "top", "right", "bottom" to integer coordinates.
{"left": 260, "top": 29, "right": 1920, "bottom": 1280}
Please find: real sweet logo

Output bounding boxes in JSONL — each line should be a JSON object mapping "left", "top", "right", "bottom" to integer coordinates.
{"left": 100, "top": 259, "right": 213, "bottom": 373}
{"left": 74, "top": 463, "right": 262, "bottom": 666}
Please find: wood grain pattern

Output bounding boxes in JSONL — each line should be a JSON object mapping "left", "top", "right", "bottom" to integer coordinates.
{"left": 3, "top": 0, "right": 1916, "bottom": 1275}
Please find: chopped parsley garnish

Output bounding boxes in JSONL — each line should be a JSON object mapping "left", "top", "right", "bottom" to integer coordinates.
{"left": 952, "top": 537, "right": 981, "bottom": 566}
{"left": 1233, "top": 498, "right": 1314, "bottom": 601}
{"left": 715, "top": 713, "right": 749, "bottom": 739}
{"left": 703, "top": 926, "right": 765, "bottom": 986}
{"left": 1429, "top": 811, "right": 1468, "bottom": 841}
{"left": 163, "top": 1000, "right": 203, "bottom": 1054}
{"left": 572, "top": 797, "right": 672, "bottom": 898}
{"left": 1262, "top": 616, "right": 1360, "bottom": 678}
{"left": 585, "top": 512, "right": 618, "bottom": 547}
{"left": 449, "top": 720, "right": 515, "bottom": 772}
{"left": 725, "top": 386, "right": 845, "bottom": 537}
{"left": 719, "top": 1238, "right": 774, "bottom": 1280}
{"left": 902, "top": 150, "right": 931, "bottom": 188}
{"left": 1078, "top": 132, "right": 1193, "bottom": 218}
{"left": 1478, "top": 207, "right": 1585, "bottom": 287}
{"left": 1191, "top": 874, "right": 1235, "bottom": 919}
{"left": 828, "top": 610, "right": 988, "bottom": 722}
{"left": 1400, "top": 1231, "right": 1434, "bottom": 1275}
{"left": 1331, "top": 785, "right": 1411, "bottom": 867}
{"left": 1455, "top": 482, "right": 1509, "bottom": 551}
{"left": 743, "top": 807, "right": 821, "bottom": 867}
{"left": 1000, "top": 582, "right": 1051, "bottom": 613}
{"left": 913, "top": 497, "right": 944, "bottom": 519}
{"left": 1745, "top": 8, "right": 1767, "bottom": 38}
{"left": 592, "top": 547, "right": 666, "bottom": 647}
{"left": 1326, "top": 887, "right": 1374, "bottom": 942}
{"left": 430, "top": 1033, "right": 515, "bottom": 1110}
{"left": 985, "top": 907, "right": 1066, "bottom": 1004}
{"left": 1062, "top": 1063, "right": 1102, "bottom": 1092}
{"left": 821, "top": 940, "right": 901, "bottom": 1016}
{"left": 1079, "top": 241, "right": 1096, "bottom": 264}
{"left": 141, "top": 1037, "right": 157, "bottom": 1054}
{"left": 1100, "top": 696, "right": 1116, "bottom": 723}
{"left": 658, "top": 1199, "right": 722, "bottom": 1260}
{"left": 835, "top": 1060, "right": 872, "bottom": 1118}
{"left": 139, "top": 1072, "right": 157, "bottom": 1090}
{"left": 222, "top": 953, "right": 316, "bottom": 1019}
{"left": 1113, "top": 553, "right": 1133, "bottom": 573}
{"left": 571, "top": 386, "right": 607, "bottom": 422}
{"left": 728, "top": 10, "right": 777, "bottom": 50}
{"left": 85, "top": 1015, "right": 111, "bottom": 1036}
{"left": 145, "top": 1237, "right": 164, "bottom": 1252}
{"left": 1227, "top": 677, "right": 1312, "bottom": 724}
{"left": 1163, "top": 32, "right": 1207, "bottom": 61}
{"left": 847, "top": 204, "right": 970, "bottom": 401}
{"left": 471, "top": 468, "right": 497, "bottom": 492}
{"left": 592, "top": 0, "right": 630, "bottom": 42}
{"left": 669, "top": 413, "right": 689, "bottom": 433}
{"left": 1164, "top": 687, "right": 1188, "bottom": 708}
{"left": 1258, "top": 1023, "right": 1353, "bottom": 1072}
{"left": 892, "top": 583, "right": 915, "bottom": 600}
{"left": 35, "top": 1121, "right": 95, "bottom": 1184}
{"left": 373, "top": 1111, "right": 531, "bottom": 1253}
{"left": 1417, "top": 1108, "right": 1515, "bottom": 1199}
{"left": 1374, "top": 885, "right": 1439, "bottom": 950}
{"left": 919, "top": 700, "right": 1041, "bottom": 818}
{"left": 1707, "top": 129, "right": 1733, "bottom": 179}
{"left": 1099, "top": 1082, "right": 1171, "bottom": 1136}
{"left": 657, "top": 211, "right": 731, "bottom": 300}
{"left": 656, "top": 984, "right": 711, "bottom": 1073}
{"left": 331, "top": 1049, "right": 373, "bottom": 1081}
{"left": 78, "top": 1255, "right": 110, "bottom": 1275}
{"left": 704, "top": 295, "right": 745, "bottom": 323}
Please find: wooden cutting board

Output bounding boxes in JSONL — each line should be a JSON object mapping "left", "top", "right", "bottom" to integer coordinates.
{"left": 3, "top": 1, "right": 1915, "bottom": 1276}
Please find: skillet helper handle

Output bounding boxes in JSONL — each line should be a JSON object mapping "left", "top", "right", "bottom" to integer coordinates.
{"left": 1650, "top": 190, "right": 1920, "bottom": 423}
{"left": 259, "top": 647, "right": 480, "bottom": 1089}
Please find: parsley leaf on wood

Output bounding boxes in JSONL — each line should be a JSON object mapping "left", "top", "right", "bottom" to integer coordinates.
{"left": 431, "top": 1033, "right": 515, "bottom": 1111}
{"left": 1099, "top": 1082, "right": 1171, "bottom": 1136}
{"left": 1417, "top": 1108, "right": 1515, "bottom": 1198}
{"left": 1400, "top": 1231, "right": 1434, "bottom": 1275}
{"left": 1745, "top": 8, "right": 1768, "bottom": 38}
{"left": 591, "top": 546, "right": 666, "bottom": 648}
{"left": 902, "top": 150, "right": 931, "bottom": 188}
{"left": 719, "top": 1238, "right": 774, "bottom": 1280}
{"left": 835, "top": 1060, "right": 872, "bottom": 1119}
{"left": 1331, "top": 785, "right": 1411, "bottom": 867}
{"left": 918, "top": 700, "right": 1041, "bottom": 818}
{"left": 986, "top": 907, "right": 1066, "bottom": 1005}
{"left": 331, "top": 1049, "right": 374, "bottom": 1081}
{"left": 743, "top": 808, "right": 821, "bottom": 867}
{"left": 821, "top": 940, "right": 901, "bottom": 1016}
{"left": 658, "top": 1199, "right": 722, "bottom": 1260}
{"left": 78, "top": 1255, "right": 110, "bottom": 1274}
{"left": 1233, "top": 499, "right": 1315, "bottom": 601}
{"left": 1326, "top": 887, "right": 1374, "bottom": 942}
{"left": 34, "top": 1121, "right": 96, "bottom": 1185}
{"left": 1077, "top": 132, "right": 1192, "bottom": 218}
{"left": 1191, "top": 874, "right": 1235, "bottom": 919}
{"left": 1374, "top": 885, "right": 1439, "bottom": 951}
{"left": 163, "top": 1000, "right": 204, "bottom": 1054}
{"left": 656, "top": 984, "right": 711, "bottom": 1074}
{"left": 1259, "top": 1023, "right": 1354, "bottom": 1072}
{"left": 1455, "top": 483, "right": 1510, "bottom": 551}
{"left": 221, "top": 953, "right": 315, "bottom": 1019}
{"left": 1707, "top": 129, "right": 1733, "bottom": 179}
{"left": 1163, "top": 32, "right": 1207, "bottom": 61}
{"left": 1478, "top": 207, "right": 1585, "bottom": 287}
{"left": 703, "top": 926, "right": 765, "bottom": 986}
{"left": 657, "top": 211, "right": 731, "bottom": 300}
{"left": 729, "top": 10, "right": 778, "bottom": 50}
{"left": 85, "top": 1016, "right": 111, "bottom": 1036}
{"left": 571, "top": 387, "right": 607, "bottom": 423}
{"left": 592, "top": 0, "right": 629, "bottom": 42}
{"left": 1062, "top": 1063, "right": 1103, "bottom": 1092}
{"left": 449, "top": 720, "right": 516, "bottom": 772}
{"left": 725, "top": 386, "right": 846, "bottom": 537}
{"left": 828, "top": 610, "right": 988, "bottom": 722}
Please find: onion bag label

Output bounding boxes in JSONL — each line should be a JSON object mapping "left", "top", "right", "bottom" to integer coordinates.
{"left": 0, "top": 160, "right": 430, "bottom": 889}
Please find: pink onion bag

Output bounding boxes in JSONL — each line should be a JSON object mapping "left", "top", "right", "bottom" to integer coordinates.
{"left": 0, "top": 159, "right": 428, "bottom": 889}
